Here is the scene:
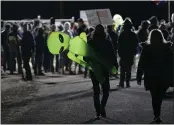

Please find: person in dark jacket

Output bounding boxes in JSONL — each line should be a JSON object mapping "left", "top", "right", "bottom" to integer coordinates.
{"left": 7, "top": 24, "right": 22, "bottom": 75}
{"left": 84, "top": 26, "right": 95, "bottom": 78}
{"left": 117, "top": 18, "right": 139, "bottom": 88}
{"left": 21, "top": 24, "right": 34, "bottom": 81}
{"left": 43, "top": 25, "right": 50, "bottom": 72}
{"left": 137, "top": 20, "right": 150, "bottom": 53}
{"left": 34, "top": 28, "right": 45, "bottom": 75}
{"left": 88, "top": 24, "right": 116, "bottom": 119}
{"left": 77, "top": 18, "right": 89, "bottom": 74}
{"left": 159, "top": 24, "right": 169, "bottom": 41}
{"left": 1, "top": 24, "right": 11, "bottom": 72}
{"left": 107, "top": 25, "right": 119, "bottom": 78}
{"left": 136, "top": 29, "right": 173, "bottom": 124}
{"left": 148, "top": 16, "right": 159, "bottom": 32}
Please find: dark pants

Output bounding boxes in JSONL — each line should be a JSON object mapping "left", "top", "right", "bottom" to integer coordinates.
{"left": 16, "top": 48, "right": 22, "bottom": 74}
{"left": 43, "top": 53, "right": 50, "bottom": 72}
{"left": 84, "top": 67, "right": 88, "bottom": 77}
{"left": 150, "top": 86, "right": 167, "bottom": 118}
{"left": 34, "top": 53, "right": 43, "bottom": 74}
{"left": 50, "top": 54, "right": 55, "bottom": 72}
{"left": 56, "top": 55, "right": 60, "bottom": 72}
{"left": 3, "top": 46, "right": 10, "bottom": 71}
{"left": 90, "top": 71, "right": 110, "bottom": 113}
{"left": 22, "top": 53, "right": 32, "bottom": 80}
{"left": 119, "top": 57, "right": 134, "bottom": 85}
{"left": 9, "top": 52, "right": 16, "bottom": 74}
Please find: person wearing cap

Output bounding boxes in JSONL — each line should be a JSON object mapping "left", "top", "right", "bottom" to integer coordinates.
{"left": 117, "top": 17, "right": 139, "bottom": 88}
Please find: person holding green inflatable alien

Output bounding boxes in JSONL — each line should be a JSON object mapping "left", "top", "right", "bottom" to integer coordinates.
{"left": 47, "top": 24, "right": 117, "bottom": 119}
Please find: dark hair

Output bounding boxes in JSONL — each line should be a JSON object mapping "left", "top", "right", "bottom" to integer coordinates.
{"left": 38, "top": 28, "right": 44, "bottom": 35}
{"left": 77, "top": 18, "right": 84, "bottom": 23}
{"left": 93, "top": 24, "right": 106, "bottom": 40}
{"left": 141, "top": 20, "right": 150, "bottom": 30}
{"left": 123, "top": 17, "right": 133, "bottom": 30}
{"left": 147, "top": 29, "right": 167, "bottom": 45}
{"left": 149, "top": 16, "right": 158, "bottom": 26}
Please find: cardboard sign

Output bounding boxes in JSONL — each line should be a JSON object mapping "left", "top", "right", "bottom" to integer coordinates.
{"left": 80, "top": 9, "right": 113, "bottom": 26}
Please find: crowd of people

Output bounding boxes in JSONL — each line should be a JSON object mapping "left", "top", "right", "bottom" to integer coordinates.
{"left": 1, "top": 14, "right": 174, "bottom": 123}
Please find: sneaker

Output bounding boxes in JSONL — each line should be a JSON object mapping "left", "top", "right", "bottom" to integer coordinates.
{"left": 38, "top": 72, "right": 45, "bottom": 76}
{"left": 126, "top": 82, "right": 131, "bottom": 88}
{"left": 150, "top": 117, "right": 163, "bottom": 124}
{"left": 100, "top": 107, "right": 106, "bottom": 118}
{"left": 95, "top": 112, "right": 101, "bottom": 120}
{"left": 117, "top": 84, "right": 124, "bottom": 88}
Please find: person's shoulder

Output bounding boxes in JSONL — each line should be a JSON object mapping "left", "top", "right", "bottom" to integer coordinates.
{"left": 140, "top": 42, "right": 149, "bottom": 48}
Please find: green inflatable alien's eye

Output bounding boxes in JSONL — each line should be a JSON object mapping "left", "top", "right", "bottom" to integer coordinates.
{"left": 75, "top": 54, "right": 78, "bottom": 57}
{"left": 59, "top": 34, "right": 64, "bottom": 43}
{"left": 59, "top": 46, "right": 64, "bottom": 53}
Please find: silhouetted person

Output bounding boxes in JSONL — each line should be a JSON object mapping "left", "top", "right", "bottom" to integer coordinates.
{"left": 148, "top": 16, "right": 159, "bottom": 32}
{"left": 34, "top": 28, "right": 45, "bottom": 75}
{"left": 7, "top": 24, "right": 22, "bottom": 75}
{"left": 50, "top": 24, "right": 56, "bottom": 73}
{"left": 21, "top": 24, "right": 34, "bottom": 81}
{"left": 62, "top": 22, "right": 74, "bottom": 75}
{"left": 77, "top": 18, "right": 89, "bottom": 74}
{"left": 107, "top": 25, "right": 119, "bottom": 78}
{"left": 88, "top": 24, "right": 116, "bottom": 119}
{"left": 84, "top": 27, "right": 95, "bottom": 78}
{"left": 159, "top": 24, "right": 169, "bottom": 41}
{"left": 1, "top": 24, "right": 11, "bottom": 72}
{"left": 117, "top": 18, "right": 138, "bottom": 88}
{"left": 137, "top": 29, "right": 173, "bottom": 124}
{"left": 43, "top": 25, "right": 51, "bottom": 72}
{"left": 137, "top": 20, "right": 150, "bottom": 53}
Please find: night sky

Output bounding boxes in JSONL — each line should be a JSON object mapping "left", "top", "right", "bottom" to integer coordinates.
{"left": 1, "top": 1, "right": 174, "bottom": 27}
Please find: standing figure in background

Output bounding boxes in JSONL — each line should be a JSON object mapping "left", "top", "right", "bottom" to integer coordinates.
{"left": 21, "top": 24, "right": 35, "bottom": 81}
{"left": 43, "top": 25, "right": 51, "bottom": 73}
{"left": 117, "top": 18, "right": 138, "bottom": 88}
{"left": 34, "top": 28, "right": 45, "bottom": 76}
{"left": 49, "top": 24, "right": 57, "bottom": 73}
{"left": 7, "top": 24, "right": 22, "bottom": 75}
{"left": 148, "top": 16, "right": 159, "bottom": 32}
{"left": 77, "top": 18, "right": 89, "bottom": 74}
{"left": 1, "top": 24, "right": 11, "bottom": 72}
{"left": 107, "top": 25, "right": 119, "bottom": 78}
{"left": 62, "top": 22, "right": 74, "bottom": 75}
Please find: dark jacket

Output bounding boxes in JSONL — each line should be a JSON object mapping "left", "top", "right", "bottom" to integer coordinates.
{"left": 118, "top": 30, "right": 138, "bottom": 58}
{"left": 137, "top": 28, "right": 149, "bottom": 43}
{"left": 21, "top": 31, "right": 34, "bottom": 54}
{"left": 148, "top": 25, "right": 158, "bottom": 32}
{"left": 161, "top": 29, "right": 169, "bottom": 41}
{"left": 88, "top": 36, "right": 117, "bottom": 70}
{"left": 137, "top": 42, "right": 173, "bottom": 90}
{"left": 35, "top": 35, "right": 45, "bottom": 54}
{"left": 77, "top": 24, "right": 89, "bottom": 36}
{"left": 107, "top": 31, "right": 118, "bottom": 53}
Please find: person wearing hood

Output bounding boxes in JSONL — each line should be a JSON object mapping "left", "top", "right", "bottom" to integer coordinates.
{"left": 88, "top": 24, "right": 117, "bottom": 119}
{"left": 117, "top": 18, "right": 139, "bottom": 88}
{"left": 148, "top": 16, "right": 159, "bottom": 32}
{"left": 137, "top": 29, "right": 173, "bottom": 124}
